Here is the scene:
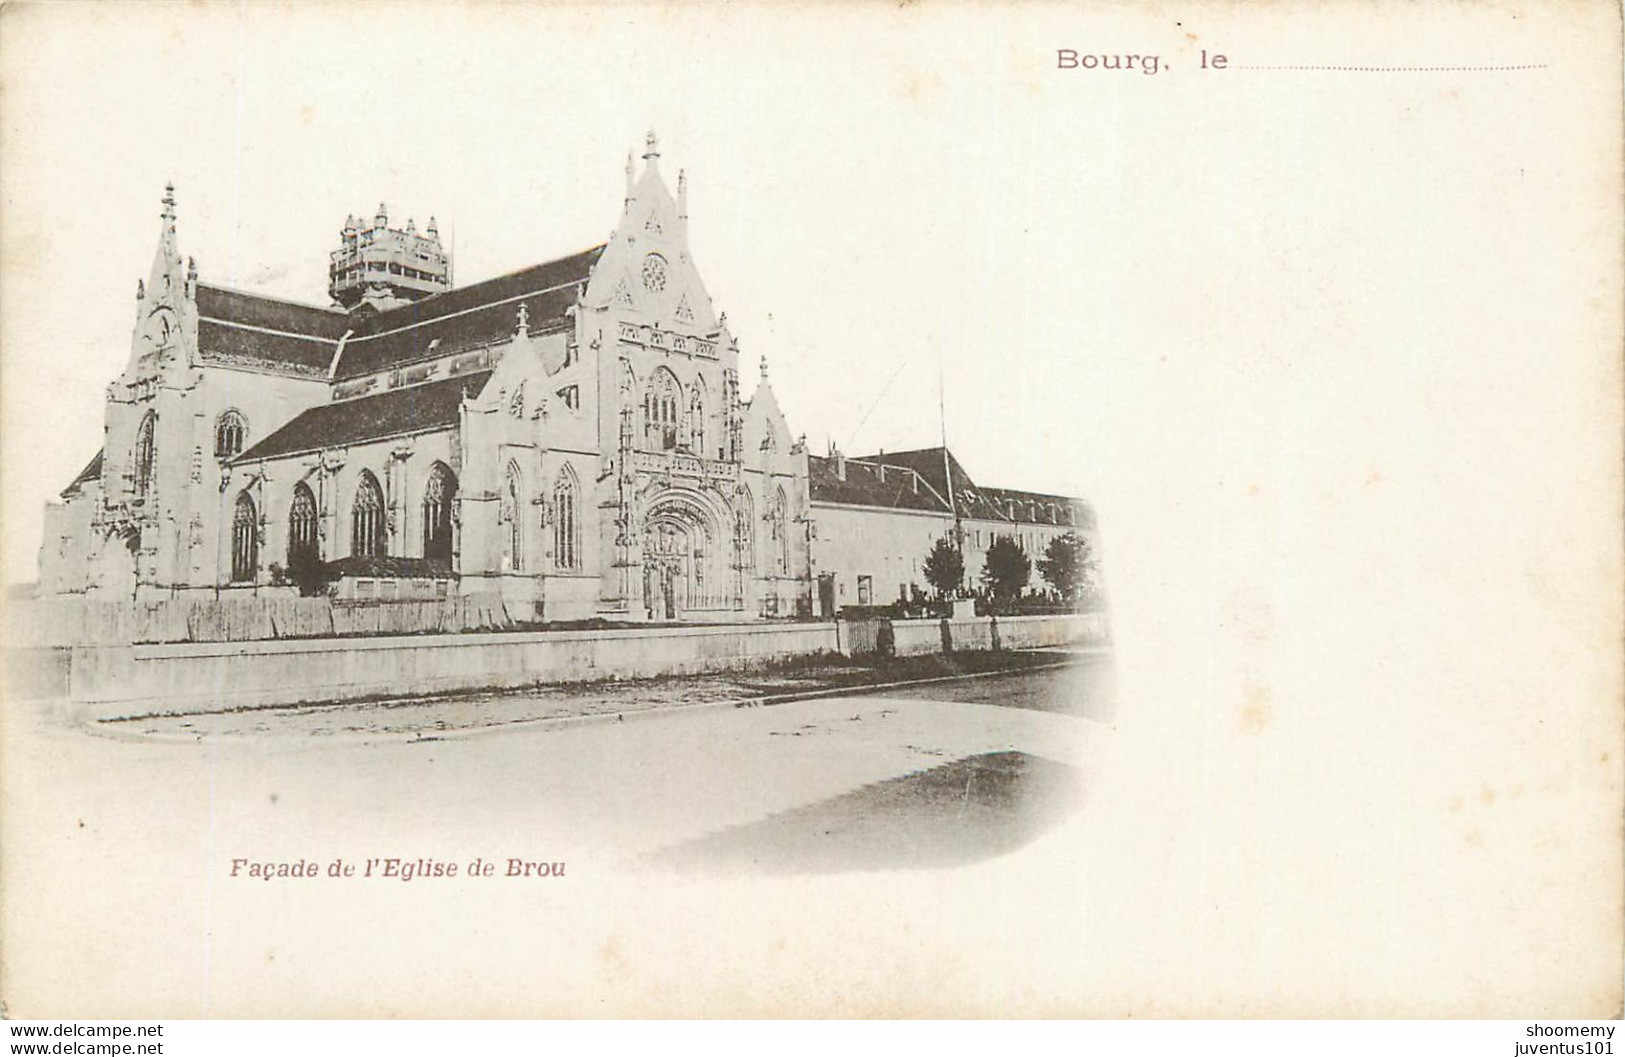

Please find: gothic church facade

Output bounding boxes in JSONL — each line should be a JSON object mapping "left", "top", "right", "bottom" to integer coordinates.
{"left": 38, "top": 137, "right": 1095, "bottom": 623}
{"left": 40, "top": 136, "right": 810, "bottom": 622}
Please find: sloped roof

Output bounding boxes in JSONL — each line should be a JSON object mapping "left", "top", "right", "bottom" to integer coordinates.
{"left": 851, "top": 447, "right": 1010, "bottom": 522}
{"left": 234, "top": 370, "right": 492, "bottom": 463}
{"left": 189, "top": 244, "right": 604, "bottom": 380}
{"left": 61, "top": 449, "right": 104, "bottom": 498}
{"left": 193, "top": 285, "right": 347, "bottom": 376}
{"left": 333, "top": 245, "right": 604, "bottom": 379}
{"left": 196, "top": 319, "right": 336, "bottom": 376}
{"left": 979, "top": 484, "right": 1095, "bottom": 528}
{"left": 195, "top": 284, "right": 350, "bottom": 338}
{"left": 814, "top": 446, "right": 1090, "bottom": 525}
{"left": 808, "top": 455, "right": 950, "bottom": 514}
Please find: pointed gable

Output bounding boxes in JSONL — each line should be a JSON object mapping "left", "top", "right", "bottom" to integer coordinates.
{"left": 60, "top": 450, "right": 104, "bottom": 498}
{"left": 583, "top": 132, "right": 717, "bottom": 330}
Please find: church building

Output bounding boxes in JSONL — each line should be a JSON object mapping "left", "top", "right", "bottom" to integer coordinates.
{"left": 37, "top": 136, "right": 1093, "bottom": 625}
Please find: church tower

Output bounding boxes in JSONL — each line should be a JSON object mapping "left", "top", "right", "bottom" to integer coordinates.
{"left": 328, "top": 204, "right": 451, "bottom": 311}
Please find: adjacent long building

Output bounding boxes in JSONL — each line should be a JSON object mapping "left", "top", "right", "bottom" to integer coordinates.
{"left": 37, "top": 136, "right": 1096, "bottom": 623}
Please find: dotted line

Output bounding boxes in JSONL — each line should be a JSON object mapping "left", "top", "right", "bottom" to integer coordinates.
{"left": 1238, "top": 64, "right": 1547, "bottom": 71}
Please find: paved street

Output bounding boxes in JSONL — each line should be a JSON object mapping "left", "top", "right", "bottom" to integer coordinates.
{"left": 2, "top": 655, "right": 1113, "bottom": 1015}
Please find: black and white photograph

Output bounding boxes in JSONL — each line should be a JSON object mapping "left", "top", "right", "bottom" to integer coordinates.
{"left": 0, "top": 0, "right": 1619, "bottom": 1035}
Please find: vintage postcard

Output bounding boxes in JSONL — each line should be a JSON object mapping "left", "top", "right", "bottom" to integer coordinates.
{"left": 0, "top": 0, "right": 1619, "bottom": 1021}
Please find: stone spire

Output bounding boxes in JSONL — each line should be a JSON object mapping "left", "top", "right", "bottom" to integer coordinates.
{"left": 515, "top": 301, "right": 530, "bottom": 338}
{"left": 145, "top": 182, "right": 186, "bottom": 306}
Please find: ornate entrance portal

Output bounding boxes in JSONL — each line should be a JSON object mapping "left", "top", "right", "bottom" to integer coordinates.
{"left": 640, "top": 490, "right": 732, "bottom": 620}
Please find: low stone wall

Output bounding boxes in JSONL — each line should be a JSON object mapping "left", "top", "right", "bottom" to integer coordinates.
{"left": 842, "top": 613, "right": 1105, "bottom": 658}
{"left": 889, "top": 618, "right": 947, "bottom": 657}
{"left": 6, "top": 593, "right": 558, "bottom": 649}
{"left": 51, "top": 611, "right": 1107, "bottom": 721}
{"left": 997, "top": 612, "right": 1109, "bottom": 649}
{"left": 67, "top": 622, "right": 840, "bottom": 720}
{"left": 947, "top": 617, "right": 996, "bottom": 652}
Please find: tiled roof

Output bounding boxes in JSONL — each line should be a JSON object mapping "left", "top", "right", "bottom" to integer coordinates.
{"left": 333, "top": 245, "right": 604, "bottom": 379}
{"left": 189, "top": 244, "right": 603, "bottom": 380}
{"left": 234, "top": 370, "right": 492, "bottom": 463}
{"left": 816, "top": 446, "right": 1091, "bottom": 527}
{"left": 979, "top": 485, "right": 1095, "bottom": 528}
{"left": 61, "top": 449, "right": 104, "bottom": 498}
{"left": 196, "top": 319, "right": 335, "bottom": 376}
{"left": 851, "top": 447, "right": 1010, "bottom": 522}
{"left": 195, "top": 285, "right": 350, "bottom": 339}
{"left": 193, "top": 285, "right": 347, "bottom": 376}
{"left": 808, "top": 455, "right": 950, "bottom": 514}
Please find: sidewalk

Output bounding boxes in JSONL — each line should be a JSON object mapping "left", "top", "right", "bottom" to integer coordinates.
{"left": 94, "top": 647, "right": 1108, "bottom": 743}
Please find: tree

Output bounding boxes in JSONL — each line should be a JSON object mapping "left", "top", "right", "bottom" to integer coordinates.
{"left": 980, "top": 534, "right": 1030, "bottom": 610}
{"left": 921, "top": 536, "right": 964, "bottom": 598}
{"left": 1037, "top": 531, "right": 1098, "bottom": 609}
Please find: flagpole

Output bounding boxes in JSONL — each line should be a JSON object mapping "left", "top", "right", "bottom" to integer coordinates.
{"left": 939, "top": 358, "right": 963, "bottom": 596}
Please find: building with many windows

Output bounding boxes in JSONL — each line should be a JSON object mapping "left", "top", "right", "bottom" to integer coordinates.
{"left": 37, "top": 136, "right": 1094, "bottom": 623}
{"left": 807, "top": 445, "right": 1095, "bottom": 613}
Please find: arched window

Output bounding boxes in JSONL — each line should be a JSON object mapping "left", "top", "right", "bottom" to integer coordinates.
{"left": 553, "top": 467, "right": 579, "bottom": 570}
{"left": 501, "top": 462, "right": 523, "bottom": 572}
{"left": 134, "top": 412, "right": 156, "bottom": 497}
{"left": 770, "top": 486, "right": 789, "bottom": 576}
{"left": 214, "top": 410, "right": 248, "bottom": 459}
{"left": 734, "top": 487, "right": 755, "bottom": 573}
{"left": 287, "top": 482, "right": 319, "bottom": 568}
{"left": 643, "top": 369, "right": 681, "bottom": 451}
{"left": 421, "top": 463, "right": 457, "bottom": 565}
{"left": 231, "top": 491, "right": 258, "bottom": 583}
{"left": 688, "top": 385, "right": 706, "bottom": 455}
{"left": 350, "top": 471, "right": 386, "bottom": 558}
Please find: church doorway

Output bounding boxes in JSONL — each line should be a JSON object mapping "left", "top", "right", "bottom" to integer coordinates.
{"left": 640, "top": 490, "right": 728, "bottom": 621}
{"left": 643, "top": 524, "right": 686, "bottom": 620}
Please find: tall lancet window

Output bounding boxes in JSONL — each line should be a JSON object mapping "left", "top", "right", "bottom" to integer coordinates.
{"left": 501, "top": 462, "right": 524, "bottom": 572}
{"left": 351, "top": 471, "right": 386, "bottom": 559}
{"left": 422, "top": 463, "right": 457, "bottom": 566}
{"left": 643, "top": 369, "right": 681, "bottom": 451}
{"left": 230, "top": 491, "right": 258, "bottom": 583}
{"left": 734, "top": 488, "right": 755, "bottom": 573}
{"left": 553, "top": 467, "right": 579, "bottom": 570}
{"left": 214, "top": 410, "right": 247, "bottom": 459}
{"left": 134, "top": 412, "right": 157, "bottom": 497}
{"left": 771, "top": 486, "right": 789, "bottom": 576}
{"left": 688, "top": 386, "right": 706, "bottom": 456}
{"left": 287, "top": 483, "right": 319, "bottom": 568}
